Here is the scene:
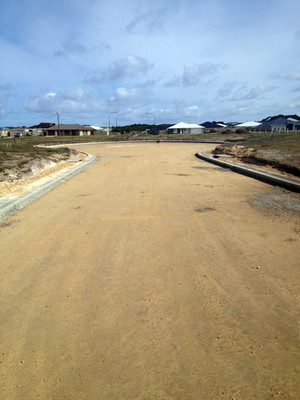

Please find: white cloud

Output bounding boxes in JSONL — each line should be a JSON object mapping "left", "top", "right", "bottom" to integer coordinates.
{"left": 54, "top": 40, "right": 86, "bottom": 57}
{"left": 0, "top": 83, "right": 16, "bottom": 97}
{"left": 164, "top": 62, "right": 226, "bottom": 87}
{"left": 271, "top": 64, "right": 300, "bottom": 80}
{"left": 54, "top": 40, "right": 111, "bottom": 58}
{"left": 183, "top": 63, "right": 226, "bottom": 86}
{"left": 217, "top": 81, "right": 244, "bottom": 97}
{"left": 110, "top": 86, "right": 152, "bottom": 107}
{"left": 125, "top": 0, "right": 180, "bottom": 34}
{"left": 85, "top": 55, "right": 153, "bottom": 83}
{"left": 92, "top": 41, "right": 111, "bottom": 52}
{"left": 231, "top": 85, "right": 276, "bottom": 101}
{"left": 183, "top": 105, "right": 203, "bottom": 117}
{"left": 24, "top": 87, "right": 105, "bottom": 114}
{"left": 45, "top": 92, "right": 56, "bottom": 98}
{"left": 164, "top": 76, "right": 182, "bottom": 88}
{"left": 136, "top": 79, "right": 158, "bottom": 89}
{"left": 217, "top": 82, "right": 276, "bottom": 101}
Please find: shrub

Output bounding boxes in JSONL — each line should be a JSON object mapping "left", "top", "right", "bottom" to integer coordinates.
{"left": 236, "top": 128, "right": 248, "bottom": 134}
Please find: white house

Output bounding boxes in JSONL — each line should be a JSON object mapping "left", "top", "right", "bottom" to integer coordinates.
{"left": 89, "top": 125, "right": 109, "bottom": 135}
{"left": 167, "top": 122, "right": 204, "bottom": 134}
{"left": 235, "top": 121, "right": 262, "bottom": 129}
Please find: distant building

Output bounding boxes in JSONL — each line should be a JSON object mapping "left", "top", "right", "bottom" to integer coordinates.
{"left": 259, "top": 117, "right": 300, "bottom": 131}
{"left": 201, "top": 121, "right": 227, "bottom": 132}
{"left": 167, "top": 122, "right": 204, "bottom": 134}
{"left": 1, "top": 127, "right": 28, "bottom": 137}
{"left": 235, "top": 121, "right": 262, "bottom": 129}
{"left": 88, "top": 125, "right": 108, "bottom": 134}
{"left": 45, "top": 124, "right": 95, "bottom": 136}
{"left": 1, "top": 127, "right": 44, "bottom": 137}
{"left": 1, "top": 127, "right": 11, "bottom": 137}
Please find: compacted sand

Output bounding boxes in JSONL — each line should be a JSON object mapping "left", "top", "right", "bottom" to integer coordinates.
{"left": 0, "top": 143, "right": 299, "bottom": 399}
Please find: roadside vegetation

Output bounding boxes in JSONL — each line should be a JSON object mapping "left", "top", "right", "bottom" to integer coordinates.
{"left": 0, "top": 139, "right": 74, "bottom": 180}
{"left": 213, "top": 130, "right": 300, "bottom": 176}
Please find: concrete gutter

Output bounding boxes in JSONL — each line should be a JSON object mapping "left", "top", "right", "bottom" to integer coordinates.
{"left": 195, "top": 150, "right": 300, "bottom": 193}
{"left": 0, "top": 151, "right": 96, "bottom": 223}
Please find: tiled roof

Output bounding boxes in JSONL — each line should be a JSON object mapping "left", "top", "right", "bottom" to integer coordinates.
{"left": 47, "top": 124, "right": 93, "bottom": 130}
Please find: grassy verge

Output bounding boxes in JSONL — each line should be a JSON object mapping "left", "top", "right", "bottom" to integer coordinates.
{"left": 0, "top": 139, "right": 74, "bottom": 180}
{"left": 213, "top": 131, "right": 300, "bottom": 176}
{"left": 242, "top": 131, "right": 300, "bottom": 152}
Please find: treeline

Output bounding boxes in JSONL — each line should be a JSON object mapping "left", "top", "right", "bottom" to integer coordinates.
{"left": 112, "top": 124, "right": 170, "bottom": 133}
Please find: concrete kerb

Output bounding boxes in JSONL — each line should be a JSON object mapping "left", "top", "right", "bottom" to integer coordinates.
{"left": 0, "top": 150, "right": 96, "bottom": 223}
{"left": 195, "top": 150, "right": 300, "bottom": 193}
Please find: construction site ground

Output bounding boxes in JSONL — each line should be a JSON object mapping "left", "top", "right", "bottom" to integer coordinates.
{"left": 1, "top": 142, "right": 299, "bottom": 399}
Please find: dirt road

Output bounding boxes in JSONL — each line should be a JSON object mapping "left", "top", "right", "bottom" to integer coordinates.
{"left": 1, "top": 143, "right": 299, "bottom": 399}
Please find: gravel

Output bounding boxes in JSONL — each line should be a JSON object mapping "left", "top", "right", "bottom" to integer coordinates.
{"left": 248, "top": 187, "right": 300, "bottom": 215}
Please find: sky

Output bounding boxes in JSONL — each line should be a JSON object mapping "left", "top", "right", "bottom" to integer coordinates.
{"left": 1, "top": 0, "right": 300, "bottom": 127}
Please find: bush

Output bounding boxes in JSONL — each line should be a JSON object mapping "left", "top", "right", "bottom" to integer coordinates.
{"left": 221, "top": 129, "right": 234, "bottom": 135}
{"left": 236, "top": 128, "right": 248, "bottom": 134}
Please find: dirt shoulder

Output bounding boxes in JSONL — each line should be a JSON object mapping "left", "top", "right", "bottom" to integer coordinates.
{"left": 0, "top": 147, "right": 80, "bottom": 182}
{"left": 0, "top": 148, "right": 86, "bottom": 198}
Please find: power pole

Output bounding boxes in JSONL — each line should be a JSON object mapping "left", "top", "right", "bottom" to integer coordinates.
{"left": 56, "top": 112, "right": 61, "bottom": 136}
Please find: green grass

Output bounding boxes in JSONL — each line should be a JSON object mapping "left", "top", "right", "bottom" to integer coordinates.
{"left": 241, "top": 131, "right": 300, "bottom": 153}
{"left": 0, "top": 138, "right": 72, "bottom": 172}
{"left": 0, "top": 139, "right": 70, "bottom": 155}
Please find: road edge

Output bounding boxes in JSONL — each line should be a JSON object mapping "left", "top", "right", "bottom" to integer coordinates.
{"left": 195, "top": 150, "right": 300, "bottom": 193}
{"left": 0, "top": 151, "right": 96, "bottom": 223}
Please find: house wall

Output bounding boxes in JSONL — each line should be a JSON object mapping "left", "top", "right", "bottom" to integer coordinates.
{"left": 168, "top": 127, "right": 204, "bottom": 134}
{"left": 79, "top": 130, "right": 92, "bottom": 136}
{"left": 259, "top": 122, "right": 300, "bottom": 131}
{"left": 9, "top": 128, "right": 28, "bottom": 137}
{"left": 270, "top": 124, "right": 286, "bottom": 131}
{"left": 45, "top": 129, "right": 92, "bottom": 136}
{"left": 1, "top": 129, "right": 10, "bottom": 137}
{"left": 190, "top": 128, "right": 204, "bottom": 134}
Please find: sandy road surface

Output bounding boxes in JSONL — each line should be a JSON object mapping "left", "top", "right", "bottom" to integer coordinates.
{"left": 1, "top": 143, "right": 299, "bottom": 400}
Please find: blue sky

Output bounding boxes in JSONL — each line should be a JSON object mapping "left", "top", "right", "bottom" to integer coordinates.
{"left": 1, "top": 0, "right": 300, "bottom": 127}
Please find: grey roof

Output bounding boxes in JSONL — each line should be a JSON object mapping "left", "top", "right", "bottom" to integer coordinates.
{"left": 201, "top": 121, "right": 226, "bottom": 128}
{"left": 46, "top": 124, "right": 93, "bottom": 131}
{"left": 260, "top": 117, "right": 300, "bottom": 127}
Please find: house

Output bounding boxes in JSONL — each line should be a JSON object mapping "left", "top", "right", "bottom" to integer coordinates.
{"left": 1, "top": 127, "right": 31, "bottom": 137}
{"left": 1, "top": 127, "right": 44, "bottom": 137}
{"left": 45, "top": 124, "right": 95, "bottom": 136}
{"left": 167, "top": 122, "right": 204, "bottom": 134}
{"left": 235, "top": 121, "right": 262, "bottom": 130}
{"left": 259, "top": 117, "right": 300, "bottom": 131}
{"left": 1, "top": 127, "right": 11, "bottom": 137}
{"left": 201, "top": 121, "right": 227, "bottom": 132}
{"left": 88, "top": 125, "right": 109, "bottom": 135}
